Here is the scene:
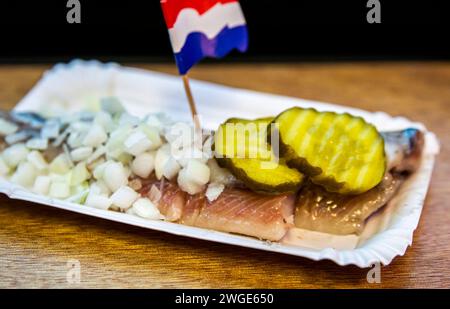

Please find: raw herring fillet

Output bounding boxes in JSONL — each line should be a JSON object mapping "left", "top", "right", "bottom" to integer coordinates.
{"left": 180, "top": 188, "right": 295, "bottom": 241}
{"left": 140, "top": 178, "right": 295, "bottom": 241}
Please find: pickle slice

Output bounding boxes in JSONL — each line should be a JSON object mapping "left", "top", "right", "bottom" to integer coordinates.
{"left": 271, "top": 107, "right": 386, "bottom": 194}
{"left": 214, "top": 117, "right": 304, "bottom": 194}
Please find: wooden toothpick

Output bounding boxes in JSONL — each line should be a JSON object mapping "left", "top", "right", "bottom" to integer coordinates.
{"left": 182, "top": 74, "right": 201, "bottom": 131}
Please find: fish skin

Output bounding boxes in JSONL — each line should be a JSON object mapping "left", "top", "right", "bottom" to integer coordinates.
{"left": 382, "top": 128, "right": 424, "bottom": 173}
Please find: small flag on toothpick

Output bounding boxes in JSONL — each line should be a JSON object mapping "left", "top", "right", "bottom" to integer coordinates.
{"left": 160, "top": 0, "right": 248, "bottom": 128}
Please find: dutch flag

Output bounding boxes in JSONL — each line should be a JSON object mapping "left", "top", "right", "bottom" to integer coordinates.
{"left": 161, "top": 0, "right": 248, "bottom": 75}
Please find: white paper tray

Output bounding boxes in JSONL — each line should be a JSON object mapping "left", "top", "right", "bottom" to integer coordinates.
{"left": 1, "top": 60, "right": 439, "bottom": 267}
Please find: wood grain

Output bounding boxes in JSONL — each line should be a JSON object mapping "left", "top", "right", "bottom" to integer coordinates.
{"left": 0, "top": 62, "right": 449, "bottom": 288}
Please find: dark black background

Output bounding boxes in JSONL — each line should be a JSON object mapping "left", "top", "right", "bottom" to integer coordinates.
{"left": 0, "top": 0, "right": 449, "bottom": 63}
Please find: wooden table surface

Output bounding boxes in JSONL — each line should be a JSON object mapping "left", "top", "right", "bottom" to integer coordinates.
{"left": 0, "top": 62, "right": 448, "bottom": 288}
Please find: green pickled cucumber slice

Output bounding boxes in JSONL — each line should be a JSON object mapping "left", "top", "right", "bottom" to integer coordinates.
{"left": 271, "top": 107, "right": 386, "bottom": 194}
{"left": 214, "top": 117, "right": 304, "bottom": 194}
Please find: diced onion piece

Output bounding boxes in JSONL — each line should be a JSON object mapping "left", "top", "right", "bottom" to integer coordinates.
{"left": 183, "top": 159, "right": 210, "bottom": 185}
{"left": 207, "top": 159, "right": 235, "bottom": 185}
{"left": 41, "top": 119, "right": 60, "bottom": 139}
{"left": 85, "top": 193, "right": 112, "bottom": 210}
{"left": 70, "top": 147, "right": 93, "bottom": 162}
{"left": 86, "top": 157, "right": 105, "bottom": 171}
{"left": 66, "top": 189, "right": 89, "bottom": 204}
{"left": 116, "top": 152, "right": 133, "bottom": 165}
{"left": 139, "top": 124, "right": 163, "bottom": 150}
{"left": 0, "top": 118, "right": 18, "bottom": 136}
{"left": 71, "top": 162, "right": 91, "bottom": 186}
{"left": 105, "top": 126, "right": 132, "bottom": 159}
{"left": 155, "top": 144, "right": 170, "bottom": 180}
{"left": 110, "top": 186, "right": 139, "bottom": 210}
{"left": 11, "top": 162, "right": 37, "bottom": 187}
{"left": 89, "top": 180, "right": 111, "bottom": 196}
{"left": 49, "top": 172, "right": 72, "bottom": 184}
{"left": 92, "top": 161, "right": 108, "bottom": 180}
{"left": 67, "top": 131, "right": 83, "bottom": 148}
{"left": 49, "top": 154, "right": 71, "bottom": 174}
{"left": 100, "top": 97, "right": 126, "bottom": 115}
{"left": 52, "top": 127, "right": 70, "bottom": 147}
{"left": 176, "top": 146, "right": 206, "bottom": 167}
{"left": 86, "top": 145, "right": 106, "bottom": 164}
{"left": 119, "top": 113, "right": 140, "bottom": 126}
{"left": 177, "top": 168, "right": 203, "bottom": 195}
{"left": 144, "top": 114, "right": 164, "bottom": 131}
{"left": 27, "top": 150, "right": 48, "bottom": 170}
{"left": 103, "top": 161, "right": 128, "bottom": 192}
{"left": 162, "top": 156, "right": 181, "bottom": 180}
{"left": 82, "top": 123, "right": 107, "bottom": 147}
{"left": 124, "top": 130, "right": 152, "bottom": 156}
{"left": 5, "top": 131, "right": 30, "bottom": 145}
{"left": 26, "top": 137, "right": 48, "bottom": 150}
{"left": 132, "top": 198, "right": 163, "bottom": 220}
{"left": 2, "top": 143, "right": 29, "bottom": 168}
{"left": 49, "top": 181, "right": 71, "bottom": 199}
{"left": 0, "top": 156, "right": 11, "bottom": 175}
{"left": 131, "top": 152, "right": 155, "bottom": 178}
{"left": 94, "top": 111, "right": 114, "bottom": 133}
{"left": 205, "top": 182, "right": 225, "bottom": 202}
{"left": 32, "top": 175, "right": 51, "bottom": 195}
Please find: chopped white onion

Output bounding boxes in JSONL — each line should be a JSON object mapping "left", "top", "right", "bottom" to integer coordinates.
{"left": 0, "top": 119, "right": 18, "bottom": 136}
{"left": 66, "top": 189, "right": 89, "bottom": 204}
{"left": 49, "top": 153, "right": 71, "bottom": 174}
{"left": 105, "top": 126, "right": 132, "bottom": 159}
{"left": 85, "top": 193, "right": 112, "bottom": 210}
{"left": 70, "top": 146, "right": 93, "bottom": 162}
{"left": 100, "top": 97, "right": 126, "bottom": 115}
{"left": 183, "top": 159, "right": 210, "bottom": 185}
{"left": 110, "top": 186, "right": 139, "bottom": 210}
{"left": 70, "top": 162, "right": 90, "bottom": 186}
{"left": 162, "top": 156, "right": 181, "bottom": 180}
{"left": 205, "top": 182, "right": 225, "bottom": 202}
{"left": 124, "top": 130, "right": 152, "bottom": 156}
{"left": 49, "top": 181, "right": 71, "bottom": 199}
{"left": 177, "top": 168, "right": 203, "bottom": 195}
{"left": 89, "top": 180, "right": 111, "bottom": 196}
{"left": 176, "top": 146, "right": 207, "bottom": 167}
{"left": 32, "top": 175, "right": 51, "bottom": 195}
{"left": 132, "top": 198, "right": 163, "bottom": 220}
{"left": 154, "top": 144, "right": 171, "bottom": 180}
{"left": 52, "top": 127, "right": 70, "bottom": 147}
{"left": 11, "top": 162, "right": 37, "bottom": 187}
{"left": 207, "top": 159, "right": 235, "bottom": 185}
{"left": 2, "top": 143, "right": 29, "bottom": 168}
{"left": 27, "top": 150, "right": 49, "bottom": 170}
{"left": 82, "top": 123, "right": 107, "bottom": 147}
{"left": 131, "top": 152, "right": 155, "bottom": 178}
{"left": 67, "top": 131, "right": 84, "bottom": 149}
{"left": 41, "top": 119, "right": 60, "bottom": 139}
{"left": 103, "top": 161, "right": 128, "bottom": 192}
{"left": 5, "top": 131, "right": 30, "bottom": 145}
{"left": 94, "top": 111, "right": 114, "bottom": 133}
{"left": 86, "top": 145, "right": 106, "bottom": 164}
{"left": 0, "top": 156, "right": 10, "bottom": 175}
{"left": 139, "top": 124, "right": 163, "bottom": 150}
{"left": 92, "top": 161, "right": 108, "bottom": 179}
{"left": 119, "top": 113, "right": 140, "bottom": 126}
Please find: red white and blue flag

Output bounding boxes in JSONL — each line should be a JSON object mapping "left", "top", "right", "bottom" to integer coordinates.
{"left": 161, "top": 0, "right": 248, "bottom": 75}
